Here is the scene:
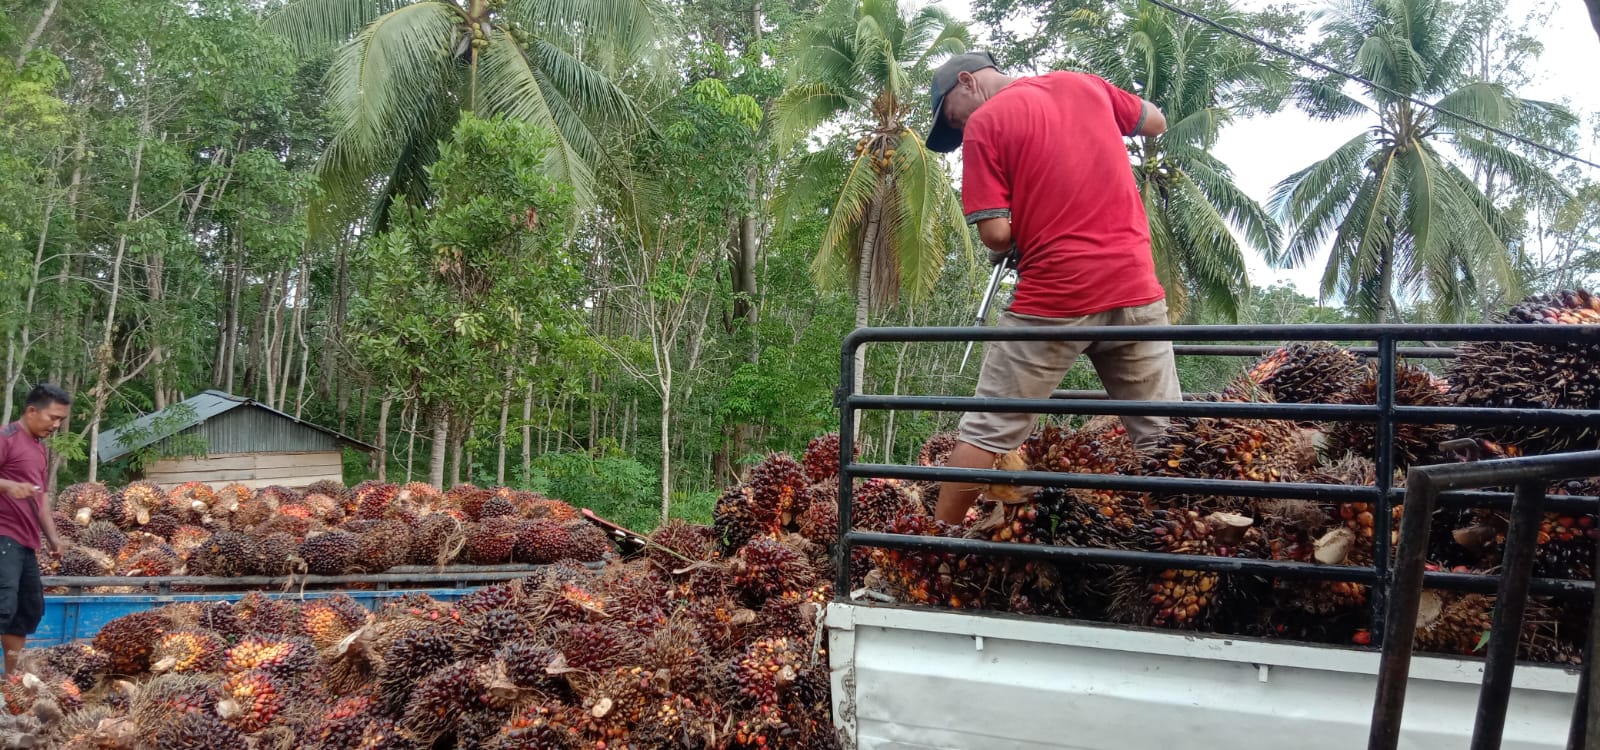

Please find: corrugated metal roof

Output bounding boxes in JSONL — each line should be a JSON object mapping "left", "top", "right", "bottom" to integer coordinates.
{"left": 96, "top": 390, "right": 376, "bottom": 464}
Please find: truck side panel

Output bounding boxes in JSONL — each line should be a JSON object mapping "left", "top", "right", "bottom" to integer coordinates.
{"left": 828, "top": 603, "right": 1577, "bottom": 750}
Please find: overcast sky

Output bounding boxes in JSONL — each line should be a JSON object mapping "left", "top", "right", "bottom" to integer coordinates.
{"left": 933, "top": 0, "right": 1599, "bottom": 300}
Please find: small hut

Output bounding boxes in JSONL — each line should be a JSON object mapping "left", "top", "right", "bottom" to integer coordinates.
{"left": 96, "top": 390, "right": 375, "bottom": 489}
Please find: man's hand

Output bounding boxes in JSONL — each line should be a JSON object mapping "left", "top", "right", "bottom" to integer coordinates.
{"left": 45, "top": 537, "right": 63, "bottom": 559}
{"left": 0, "top": 481, "right": 34, "bottom": 500}
{"left": 988, "top": 243, "right": 1020, "bottom": 268}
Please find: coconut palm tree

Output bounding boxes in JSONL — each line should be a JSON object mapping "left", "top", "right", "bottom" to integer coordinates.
{"left": 1067, "top": 0, "right": 1288, "bottom": 321}
{"left": 1267, "top": 0, "right": 1569, "bottom": 321}
{"left": 771, "top": 0, "right": 973, "bottom": 350}
{"left": 268, "top": 0, "right": 665, "bottom": 225}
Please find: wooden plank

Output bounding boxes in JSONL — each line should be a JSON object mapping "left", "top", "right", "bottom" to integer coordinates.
{"left": 148, "top": 451, "right": 341, "bottom": 473}
{"left": 145, "top": 468, "right": 343, "bottom": 487}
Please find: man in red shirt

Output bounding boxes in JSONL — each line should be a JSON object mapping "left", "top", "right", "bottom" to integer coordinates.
{"left": 0, "top": 384, "right": 69, "bottom": 673}
{"left": 925, "top": 52, "right": 1182, "bottom": 524}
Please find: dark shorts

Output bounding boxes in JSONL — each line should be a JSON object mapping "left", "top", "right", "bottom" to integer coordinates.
{"left": 0, "top": 536, "right": 43, "bottom": 637}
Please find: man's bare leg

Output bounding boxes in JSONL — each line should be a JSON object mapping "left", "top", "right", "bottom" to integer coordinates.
{"left": 934, "top": 441, "right": 999, "bottom": 525}
{"left": 3, "top": 635, "right": 24, "bottom": 674}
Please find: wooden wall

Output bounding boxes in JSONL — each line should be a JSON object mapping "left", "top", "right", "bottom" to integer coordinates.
{"left": 143, "top": 451, "right": 343, "bottom": 490}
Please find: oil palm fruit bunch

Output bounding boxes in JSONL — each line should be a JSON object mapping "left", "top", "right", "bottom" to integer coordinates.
{"left": 863, "top": 512, "right": 959, "bottom": 606}
{"left": 56, "top": 482, "right": 113, "bottom": 525}
{"left": 1412, "top": 590, "right": 1493, "bottom": 656}
{"left": 111, "top": 481, "right": 164, "bottom": 529}
{"left": 713, "top": 483, "right": 762, "bottom": 553}
{"left": 802, "top": 432, "right": 854, "bottom": 484}
{"left": 1458, "top": 478, "right": 1600, "bottom": 580}
{"left": 1140, "top": 408, "right": 1307, "bottom": 514}
{"left": 729, "top": 535, "right": 817, "bottom": 605}
{"left": 1448, "top": 288, "right": 1600, "bottom": 455}
{"left": 1324, "top": 361, "right": 1453, "bottom": 469}
{"left": 298, "top": 530, "right": 359, "bottom": 575}
{"left": 1111, "top": 510, "right": 1263, "bottom": 629}
{"left": 1225, "top": 342, "right": 1365, "bottom": 407}
{"left": 92, "top": 611, "right": 166, "bottom": 674}
{"left": 149, "top": 631, "right": 227, "bottom": 674}
{"left": 1022, "top": 423, "right": 1134, "bottom": 475}
{"left": 747, "top": 453, "right": 810, "bottom": 534}
{"left": 909, "top": 431, "right": 959, "bottom": 512}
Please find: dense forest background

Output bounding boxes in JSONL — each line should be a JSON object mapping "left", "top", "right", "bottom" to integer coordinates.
{"left": 1, "top": 0, "right": 1596, "bottom": 530}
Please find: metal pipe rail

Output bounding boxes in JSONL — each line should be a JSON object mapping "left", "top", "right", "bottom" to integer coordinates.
{"left": 1367, "top": 450, "right": 1600, "bottom": 750}
{"left": 833, "top": 323, "right": 1600, "bottom": 650}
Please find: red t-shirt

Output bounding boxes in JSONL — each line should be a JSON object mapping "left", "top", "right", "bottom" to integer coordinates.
{"left": 0, "top": 422, "right": 48, "bottom": 549}
{"left": 960, "top": 71, "right": 1166, "bottom": 318}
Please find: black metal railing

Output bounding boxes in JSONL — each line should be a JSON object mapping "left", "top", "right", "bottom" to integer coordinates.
{"left": 1369, "top": 449, "right": 1600, "bottom": 750}
{"left": 833, "top": 323, "right": 1600, "bottom": 650}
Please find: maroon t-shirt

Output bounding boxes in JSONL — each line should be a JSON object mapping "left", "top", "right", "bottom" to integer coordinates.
{"left": 0, "top": 421, "right": 48, "bottom": 549}
{"left": 960, "top": 71, "right": 1166, "bottom": 318}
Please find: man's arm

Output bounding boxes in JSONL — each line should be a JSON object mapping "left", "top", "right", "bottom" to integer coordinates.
{"left": 35, "top": 496, "right": 61, "bottom": 555}
{"left": 1134, "top": 100, "right": 1166, "bottom": 137}
{"left": 975, "top": 217, "right": 1012, "bottom": 256}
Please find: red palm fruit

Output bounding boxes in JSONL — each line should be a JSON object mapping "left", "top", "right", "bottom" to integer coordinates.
{"left": 217, "top": 670, "right": 283, "bottom": 733}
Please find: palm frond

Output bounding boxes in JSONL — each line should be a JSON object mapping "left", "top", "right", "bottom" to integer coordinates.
{"left": 513, "top": 0, "right": 669, "bottom": 72}
{"left": 1449, "top": 131, "right": 1572, "bottom": 202}
{"left": 1292, "top": 77, "right": 1370, "bottom": 121}
{"left": 770, "top": 149, "right": 849, "bottom": 241}
{"left": 1432, "top": 81, "right": 1514, "bottom": 128}
{"left": 1161, "top": 106, "right": 1230, "bottom": 149}
{"left": 319, "top": 2, "right": 461, "bottom": 201}
{"left": 813, "top": 156, "right": 881, "bottom": 291}
{"left": 1182, "top": 152, "right": 1282, "bottom": 252}
{"left": 476, "top": 32, "right": 604, "bottom": 207}
{"left": 1268, "top": 131, "right": 1370, "bottom": 267}
{"left": 1167, "top": 172, "right": 1251, "bottom": 320}
{"left": 884, "top": 129, "right": 948, "bottom": 302}
{"left": 772, "top": 82, "right": 858, "bottom": 152}
{"left": 266, "top": 0, "right": 406, "bottom": 55}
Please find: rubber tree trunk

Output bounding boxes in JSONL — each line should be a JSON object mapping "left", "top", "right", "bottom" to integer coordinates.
{"left": 521, "top": 382, "right": 532, "bottom": 484}
{"left": 375, "top": 396, "right": 391, "bottom": 482}
{"left": 13, "top": 0, "right": 60, "bottom": 71}
{"left": 659, "top": 389, "right": 672, "bottom": 523}
{"left": 87, "top": 94, "right": 149, "bottom": 483}
{"left": 428, "top": 408, "right": 448, "bottom": 488}
{"left": 497, "top": 365, "right": 512, "bottom": 485}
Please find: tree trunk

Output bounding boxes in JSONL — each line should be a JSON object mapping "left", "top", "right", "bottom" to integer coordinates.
{"left": 1376, "top": 239, "right": 1395, "bottom": 324}
{"left": 87, "top": 93, "right": 151, "bottom": 483}
{"left": 428, "top": 407, "right": 448, "bottom": 488}
{"left": 497, "top": 366, "right": 513, "bottom": 485}
{"left": 5, "top": 166, "right": 56, "bottom": 421}
{"left": 851, "top": 190, "right": 887, "bottom": 439}
{"left": 1587, "top": 0, "right": 1600, "bottom": 46}
{"left": 13, "top": 0, "right": 60, "bottom": 71}
{"left": 404, "top": 399, "right": 417, "bottom": 482}
{"left": 375, "top": 395, "right": 391, "bottom": 482}
{"left": 449, "top": 421, "right": 465, "bottom": 488}
{"left": 521, "top": 382, "right": 532, "bottom": 483}
{"left": 659, "top": 388, "right": 672, "bottom": 522}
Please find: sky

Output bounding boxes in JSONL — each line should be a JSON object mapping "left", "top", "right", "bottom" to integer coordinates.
{"left": 933, "top": 0, "right": 1600, "bottom": 300}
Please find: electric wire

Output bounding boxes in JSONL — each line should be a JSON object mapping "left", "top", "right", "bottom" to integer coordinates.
{"left": 1141, "top": 0, "right": 1600, "bottom": 171}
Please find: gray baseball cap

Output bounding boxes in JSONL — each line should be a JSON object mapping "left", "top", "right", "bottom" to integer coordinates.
{"left": 925, "top": 50, "right": 1001, "bottom": 153}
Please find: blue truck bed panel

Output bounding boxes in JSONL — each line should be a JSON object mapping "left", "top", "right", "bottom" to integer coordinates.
{"left": 34, "top": 588, "right": 477, "bottom": 647}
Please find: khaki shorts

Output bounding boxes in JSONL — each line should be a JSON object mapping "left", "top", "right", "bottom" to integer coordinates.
{"left": 958, "top": 299, "right": 1182, "bottom": 454}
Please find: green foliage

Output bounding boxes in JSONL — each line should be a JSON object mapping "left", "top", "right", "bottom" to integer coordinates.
{"left": 528, "top": 450, "right": 660, "bottom": 531}
{"left": 268, "top": 0, "right": 664, "bottom": 225}
{"left": 352, "top": 114, "right": 582, "bottom": 431}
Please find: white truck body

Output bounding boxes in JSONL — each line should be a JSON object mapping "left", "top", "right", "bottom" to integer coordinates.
{"left": 827, "top": 602, "right": 1579, "bottom": 750}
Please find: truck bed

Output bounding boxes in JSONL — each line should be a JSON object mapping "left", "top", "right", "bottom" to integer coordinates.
{"left": 827, "top": 602, "right": 1578, "bottom": 750}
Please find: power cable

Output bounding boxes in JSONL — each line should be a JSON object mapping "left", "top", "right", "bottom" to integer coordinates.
{"left": 1142, "top": 0, "right": 1600, "bottom": 171}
